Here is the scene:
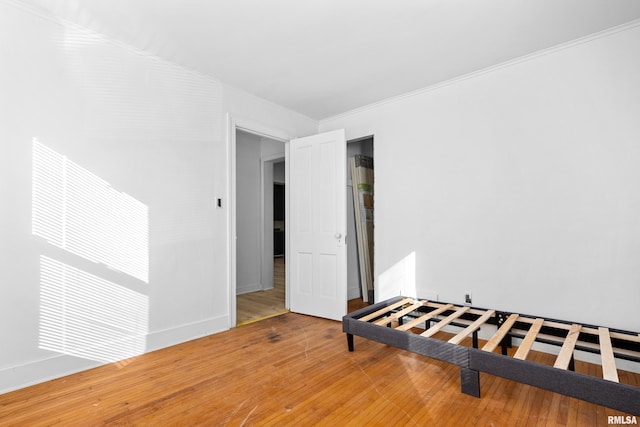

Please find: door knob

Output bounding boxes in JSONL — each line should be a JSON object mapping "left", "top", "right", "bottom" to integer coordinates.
{"left": 335, "top": 233, "right": 342, "bottom": 239}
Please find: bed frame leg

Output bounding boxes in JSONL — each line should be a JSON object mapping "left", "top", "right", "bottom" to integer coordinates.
{"left": 569, "top": 355, "right": 575, "bottom": 371}
{"left": 347, "top": 333, "right": 354, "bottom": 352}
{"left": 460, "top": 367, "right": 481, "bottom": 398}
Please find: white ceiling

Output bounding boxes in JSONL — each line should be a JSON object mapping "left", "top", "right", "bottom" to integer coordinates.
{"left": 24, "top": 0, "right": 640, "bottom": 119}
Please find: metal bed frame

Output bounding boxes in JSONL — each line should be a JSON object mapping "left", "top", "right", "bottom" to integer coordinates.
{"left": 342, "top": 296, "right": 640, "bottom": 415}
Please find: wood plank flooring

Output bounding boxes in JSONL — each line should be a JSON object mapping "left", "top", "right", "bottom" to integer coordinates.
{"left": 1, "top": 310, "right": 637, "bottom": 426}
{"left": 236, "top": 257, "right": 286, "bottom": 325}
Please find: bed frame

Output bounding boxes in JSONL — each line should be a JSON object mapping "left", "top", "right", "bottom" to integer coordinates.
{"left": 343, "top": 296, "right": 640, "bottom": 416}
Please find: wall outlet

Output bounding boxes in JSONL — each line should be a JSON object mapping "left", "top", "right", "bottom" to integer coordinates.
{"left": 464, "top": 293, "right": 472, "bottom": 306}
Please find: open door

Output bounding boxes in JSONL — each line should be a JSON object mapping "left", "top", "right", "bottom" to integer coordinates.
{"left": 288, "top": 129, "right": 347, "bottom": 321}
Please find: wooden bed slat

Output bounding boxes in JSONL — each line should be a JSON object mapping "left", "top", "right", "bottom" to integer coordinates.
{"left": 448, "top": 310, "right": 496, "bottom": 345}
{"left": 358, "top": 298, "right": 414, "bottom": 322}
{"left": 607, "top": 331, "right": 640, "bottom": 344}
{"left": 373, "top": 300, "right": 426, "bottom": 326}
{"left": 420, "top": 306, "right": 471, "bottom": 338}
{"left": 576, "top": 325, "right": 640, "bottom": 342}
{"left": 511, "top": 318, "right": 640, "bottom": 347}
{"left": 599, "top": 327, "right": 619, "bottom": 383}
{"left": 553, "top": 324, "right": 582, "bottom": 370}
{"left": 395, "top": 304, "right": 454, "bottom": 331}
{"left": 482, "top": 313, "right": 519, "bottom": 353}
{"left": 514, "top": 330, "right": 640, "bottom": 362}
{"left": 513, "top": 318, "right": 544, "bottom": 361}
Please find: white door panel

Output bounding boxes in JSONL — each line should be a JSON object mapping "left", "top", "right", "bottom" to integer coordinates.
{"left": 288, "top": 129, "right": 346, "bottom": 321}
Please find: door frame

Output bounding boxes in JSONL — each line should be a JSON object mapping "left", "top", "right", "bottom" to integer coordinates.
{"left": 227, "top": 114, "right": 293, "bottom": 328}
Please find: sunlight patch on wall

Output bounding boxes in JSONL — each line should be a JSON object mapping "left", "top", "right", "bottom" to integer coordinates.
{"left": 32, "top": 138, "right": 149, "bottom": 282}
{"left": 377, "top": 251, "right": 416, "bottom": 301}
{"left": 32, "top": 138, "right": 150, "bottom": 363}
{"left": 39, "top": 256, "right": 149, "bottom": 363}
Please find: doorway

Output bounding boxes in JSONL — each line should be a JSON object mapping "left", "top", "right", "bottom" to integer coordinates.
{"left": 228, "top": 118, "right": 375, "bottom": 326}
{"left": 235, "top": 129, "right": 287, "bottom": 325}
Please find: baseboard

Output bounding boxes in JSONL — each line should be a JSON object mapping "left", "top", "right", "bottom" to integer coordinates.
{"left": 347, "top": 287, "right": 362, "bottom": 300}
{"left": 236, "top": 283, "right": 262, "bottom": 295}
{"left": 0, "top": 315, "right": 230, "bottom": 395}
{"left": 0, "top": 354, "right": 102, "bottom": 395}
{"left": 145, "top": 314, "right": 229, "bottom": 352}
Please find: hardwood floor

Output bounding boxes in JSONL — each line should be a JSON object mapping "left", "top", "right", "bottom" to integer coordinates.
{"left": 236, "top": 257, "right": 286, "bottom": 325}
{"left": 0, "top": 311, "right": 636, "bottom": 426}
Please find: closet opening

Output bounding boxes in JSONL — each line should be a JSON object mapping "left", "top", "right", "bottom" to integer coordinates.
{"left": 347, "top": 135, "right": 375, "bottom": 306}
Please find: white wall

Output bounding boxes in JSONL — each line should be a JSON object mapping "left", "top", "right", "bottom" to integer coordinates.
{"left": 320, "top": 23, "right": 640, "bottom": 332}
{"left": 223, "top": 84, "right": 317, "bottom": 140}
{"left": 236, "top": 131, "right": 262, "bottom": 294}
{"left": 0, "top": 1, "right": 317, "bottom": 393}
{"left": 273, "top": 161, "right": 285, "bottom": 183}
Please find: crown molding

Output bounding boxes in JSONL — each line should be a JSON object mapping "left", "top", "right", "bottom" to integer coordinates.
{"left": 321, "top": 18, "right": 640, "bottom": 124}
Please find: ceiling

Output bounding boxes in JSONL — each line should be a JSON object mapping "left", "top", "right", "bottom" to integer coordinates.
{"left": 23, "top": 0, "right": 640, "bottom": 119}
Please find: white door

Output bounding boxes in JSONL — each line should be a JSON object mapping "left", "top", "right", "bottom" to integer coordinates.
{"left": 288, "top": 129, "right": 347, "bottom": 321}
